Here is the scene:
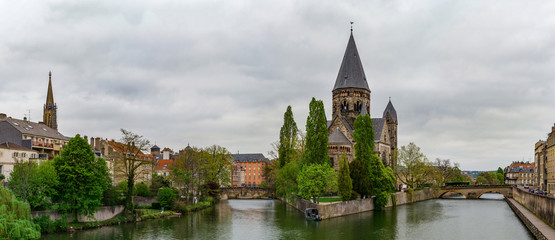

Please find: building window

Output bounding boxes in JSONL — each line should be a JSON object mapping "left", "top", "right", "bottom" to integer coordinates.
{"left": 0, "top": 165, "right": 3, "bottom": 174}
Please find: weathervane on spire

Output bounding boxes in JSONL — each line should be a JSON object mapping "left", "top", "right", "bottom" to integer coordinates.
{"left": 350, "top": 21, "right": 354, "bottom": 32}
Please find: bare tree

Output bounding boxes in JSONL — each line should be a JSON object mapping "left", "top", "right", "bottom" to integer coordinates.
{"left": 111, "top": 129, "right": 151, "bottom": 215}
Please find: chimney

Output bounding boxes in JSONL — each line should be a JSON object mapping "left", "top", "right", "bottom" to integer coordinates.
{"left": 90, "top": 137, "right": 95, "bottom": 150}
{"left": 84, "top": 135, "right": 88, "bottom": 141}
{"left": 0, "top": 113, "right": 6, "bottom": 119}
{"left": 23, "top": 117, "right": 27, "bottom": 121}
{"left": 552, "top": 123, "right": 555, "bottom": 132}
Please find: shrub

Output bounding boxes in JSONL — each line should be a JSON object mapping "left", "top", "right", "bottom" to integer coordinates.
{"left": 151, "top": 201, "right": 161, "bottom": 210}
{"left": 135, "top": 205, "right": 151, "bottom": 209}
{"left": 33, "top": 215, "right": 55, "bottom": 233}
{"left": 135, "top": 182, "right": 152, "bottom": 197}
{"left": 158, "top": 187, "right": 176, "bottom": 209}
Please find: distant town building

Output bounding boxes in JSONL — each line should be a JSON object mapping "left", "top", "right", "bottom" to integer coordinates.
{"left": 535, "top": 140, "right": 547, "bottom": 191}
{"left": 0, "top": 142, "right": 39, "bottom": 180}
{"left": 546, "top": 124, "right": 555, "bottom": 193}
{"left": 154, "top": 159, "right": 174, "bottom": 177}
{"left": 89, "top": 137, "right": 154, "bottom": 185}
{"left": 326, "top": 31, "right": 398, "bottom": 171}
{"left": 505, "top": 162, "right": 535, "bottom": 186}
{"left": 0, "top": 73, "right": 69, "bottom": 159}
{"left": 231, "top": 162, "right": 246, "bottom": 187}
{"left": 231, "top": 153, "right": 269, "bottom": 187}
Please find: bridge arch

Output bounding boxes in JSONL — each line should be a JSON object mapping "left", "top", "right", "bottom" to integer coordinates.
{"left": 476, "top": 189, "right": 508, "bottom": 199}
{"left": 438, "top": 189, "right": 467, "bottom": 199}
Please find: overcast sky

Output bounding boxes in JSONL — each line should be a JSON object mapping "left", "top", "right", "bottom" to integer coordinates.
{"left": 1, "top": 1, "right": 554, "bottom": 170}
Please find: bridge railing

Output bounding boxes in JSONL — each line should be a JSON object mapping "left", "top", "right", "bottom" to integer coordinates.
{"left": 441, "top": 184, "right": 513, "bottom": 189}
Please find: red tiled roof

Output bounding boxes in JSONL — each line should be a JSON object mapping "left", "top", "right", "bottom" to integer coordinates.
{"left": 106, "top": 140, "right": 153, "bottom": 160}
{"left": 162, "top": 147, "right": 173, "bottom": 153}
{"left": 154, "top": 159, "right": 174, "bottom": 171}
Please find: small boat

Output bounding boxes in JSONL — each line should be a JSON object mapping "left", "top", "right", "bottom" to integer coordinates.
{"left": 305, "top": 208, "right": 321, "bottom": 221}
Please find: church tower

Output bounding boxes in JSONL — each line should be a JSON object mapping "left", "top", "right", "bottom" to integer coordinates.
{"left": 43, "top": 71, "right": 58, "bottom": 130}
{"left": 332, "top": 31, "right": 371, "bottom": 127}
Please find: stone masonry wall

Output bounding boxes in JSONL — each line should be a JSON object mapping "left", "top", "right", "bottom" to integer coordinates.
{"left": 289, "top": 188, "right": 435, "bottom": 220}
{"left": 512, "top": 186, "right": 555, "bottom": 227}
{"left": 32, "top": 205, "right": 124, "bottom": 223}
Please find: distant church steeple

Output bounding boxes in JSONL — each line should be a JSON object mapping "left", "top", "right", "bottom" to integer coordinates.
{"left": 43, "top": 71, "right": 58, "bottom": 130}
{"left": 332, "top": 31, "right": 371, "bottom": 125}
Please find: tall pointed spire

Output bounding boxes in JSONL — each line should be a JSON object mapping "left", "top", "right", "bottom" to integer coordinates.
{"left": 333, "top": 31, "right": 370, "bottom": 91}
{"left": 46, "top": 71, "right": 54, "bottom": 105}
{"left": 43, "top": 71, "right": 58, "bottom": 130}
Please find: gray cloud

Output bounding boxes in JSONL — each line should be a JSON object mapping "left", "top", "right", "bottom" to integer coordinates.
{"left": 1, "top": 0, "right": 554, "bottom": 170}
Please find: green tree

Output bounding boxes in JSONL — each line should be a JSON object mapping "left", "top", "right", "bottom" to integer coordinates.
{"left": 279, "top": 106, "right": 298, "bottom": 168}
{"left": 157, "top": 187, "right": 176, "bottom": 209}
{"left": 297, "top": 164, "right": 337, "bottom": 203}
{"left": 349, "top": 159, "right": 371, "bottom": 198}
{"left": 202, "top": 145, "right": 233, "bottom": 187}
{"left": 6, "top": 160, "right": 37, "bottom": 206}
{"left": 353, "top": 114, "right": 375, "bottom": 166}
{"left": 352, "top": 115, "right": 395, "bottom": 209}
{"left": 276, "top": 160, "right": 300, "bottom": 202}
{"left": 54, "top": 134, "right": 109, "bottom": 220}
{"left": 150, "top": 174, "right": 171, "bottom": 196}
{"left": 302, "top": 98, "right": 329, "bottom": 166}
{"left": 338, "top": 153, "right": 352, "bottom": 201}
{"left": 172, "top": 146, "right": 202, "bottom": 202}
{"left": 0, "top": 186, "right": 41, "bottom": 239}
{"left": 396, "top": 142, "right": 433, "bottom": 189}
{"left": 135, "top": 182, "right": 151, "bottom": 197}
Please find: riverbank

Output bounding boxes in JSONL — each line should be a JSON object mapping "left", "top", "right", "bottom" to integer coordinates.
{"left": 506, "top": 198, "right": 555, "bottom": 240}
{"left": 286, "top": 188, "right": 435, "bottom": 219}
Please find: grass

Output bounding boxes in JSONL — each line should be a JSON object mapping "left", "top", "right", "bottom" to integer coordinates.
{"left": 318, "top": 196, "right": 342, "bottom": 203}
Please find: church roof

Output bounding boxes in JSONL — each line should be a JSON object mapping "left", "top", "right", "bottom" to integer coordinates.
{"left": 383, "top": 100, "right": 397, "bottom": 122}
{"left": 329, "top": 128, "right": 351, "bottom": 144}
{"left": 333, "top": 32, "right": 370, "bottom": 91}
{"left": 360, "top": 102, "right": 368, "bottom": 115}
{"left": 372, "top": 118, "right": 385, "bottom": 141}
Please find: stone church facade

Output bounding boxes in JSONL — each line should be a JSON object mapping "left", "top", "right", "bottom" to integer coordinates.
{"left": 327, "top": 31, "right": 398, "bottom": 171}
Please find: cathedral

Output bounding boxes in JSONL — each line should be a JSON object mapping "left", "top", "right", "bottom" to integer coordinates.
{"left": 327, "top": 31, "right": 398, "bottom": 171}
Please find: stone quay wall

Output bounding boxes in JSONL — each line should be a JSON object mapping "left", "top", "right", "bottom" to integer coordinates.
{"left": 32, "top": 205, "right": 125, "bottom": 223}
{"left": 512, "top": 186, "right": 555, "bottom": 227}
{"left": 505, "top": 198, "right": 549, "bottom": 240}
{"left": 289, "top": 188, "right": 435, "bottom": 220}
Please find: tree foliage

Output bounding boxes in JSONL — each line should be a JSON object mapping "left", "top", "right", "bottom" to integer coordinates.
{"left": 8, "top": 160, "right": 58, "bottom": 210}
{"left": 157, "top": 187, "right": 176, "bottom": 209}
{"left": 338, "top": 153, "right": 352, "bottom": 201}
{"left": 54, "top": 134, "right": 109, "bottom": 220}
{"left": 171, "top": 145, "right": 232, "bottom": 203}
{"left": 353, "top": 114, "right": 375, "bottom": 166}
{"left": 351, "top": 115, "right": 395, "bottom": 209}
{"left": 302, "top": 98, "right": 329, "bottom": 166}
{"left": 276, "top": 160, "right": 300, "bottom": 201}
{"left": 396, "top": 142, "right": 433, "bottom": 189}
{"left": 297, "top": 164, "right": 337, "bottom": 203}
{"left": 0, "top": 186, "right": 41, "bottom": 239}
{"left": 349, "top": 159, "right": 371, "bottom": 198}
{"left": 279, "top": 105, "right": 298, "bottom": 168}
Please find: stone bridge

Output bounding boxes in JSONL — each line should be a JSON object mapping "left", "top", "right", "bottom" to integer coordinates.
{"left": 437, "top": 185, "right": 513, "bottom": 199}
{"left": 219, "top": 187, "right": 274, "bottom": 200}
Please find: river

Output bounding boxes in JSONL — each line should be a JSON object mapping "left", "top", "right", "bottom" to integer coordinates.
{"left": 42, "top": 193, "right": 533, "bottom": 240}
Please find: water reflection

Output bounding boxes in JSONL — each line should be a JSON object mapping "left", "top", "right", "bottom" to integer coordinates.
{"left": 43, "top": 197, "right": 533, "bottom": 240}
